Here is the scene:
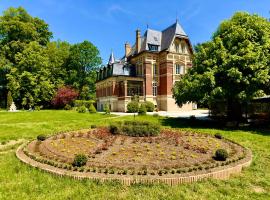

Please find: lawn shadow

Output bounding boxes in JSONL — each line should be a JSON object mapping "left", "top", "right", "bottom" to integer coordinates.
{"left": 160, "top": 117, "right": 270, "bottom": 136}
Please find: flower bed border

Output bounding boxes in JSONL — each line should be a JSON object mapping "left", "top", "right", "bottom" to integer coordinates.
{"left": 16, "top": 142, "right": 252, "bottom": 186}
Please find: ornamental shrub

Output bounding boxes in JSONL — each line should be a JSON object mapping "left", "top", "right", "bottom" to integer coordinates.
{"left": 88, "top": 103, "right": 97, "bottom": 113}
{"left": 76, "top": 105, "right": 87, "bottom": 113}
{"left": 6, "top": 91, "right": 13, "bottom": 109}
{"left": 37, "top": 134, "right": 46, "bottom": 141}
{"left": 64, "top": 104, "right": 72, "bottom": 110}
{"left": 127, "top": 101, "right": 139, "bottom": 113}
{"left": 74, "top": 100, "right": 95, "bottom": 108}
{"left": 51, "top": 86, "right": 78, "bottom": 108}
{"left": 103, "top": 103, "right": 110, "bottom": 114}
{"left": 108, "top": 120, "right": 160, "bottom": 137}
{"left": 138, "top": 104, "right": 147, "bottom": 115}
{"left": 214, "top": 133, "right": 223, "bottom": 139}
{"left": 144, "top": 101, "right": 155, "bottom": 112}
{"left": 72, "top": 154, "right": 88, "bottom": 167}
{"left": 214, "top": 149, "right": 228, "bottom": 161}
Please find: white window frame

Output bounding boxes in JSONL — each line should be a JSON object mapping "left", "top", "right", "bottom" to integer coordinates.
{"left": 175, "top": 64, "right": 184, "bottom": 75}
{"left": 152, "top": 82, "right": 157, "bottom": 96}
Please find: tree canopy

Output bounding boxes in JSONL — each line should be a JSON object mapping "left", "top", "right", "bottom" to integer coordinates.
{"left": 173, "top": 12, "right": 270, "bottom": 120}
{"left": 0, "top": 7, "right": 102, "bottom": 109}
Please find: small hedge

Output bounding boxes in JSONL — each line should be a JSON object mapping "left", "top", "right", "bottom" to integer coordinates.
{"left": 72, "top": 154, "right": 88, "bottom": 167}
{"left": 74, "top": 100, "right": 95, "bottom": 108}
{"left": 89, "top": 104, "right": 97, "bottom": 113}
{"left": 76, "top": 105, "right": 87, "bottom": 113}
{"left": 109, "top": 120, "right": 160, "bottom": 137}
{"left": 138, "top": 104, "right": 147, "bottom": 115}
{"left": 144, "top": 101, "right": 155, "bottom": 112}
{"left": 37, "top": 134, "right": 46, "bottom": 141}
{"left": 214, "top": 149, "right": 228, "bottom": 161}
{"left": 127, "top": 101, "right": 139, "bottom": 113}
{"left": 215, "top": 133, "right": 223, "bottom": 139}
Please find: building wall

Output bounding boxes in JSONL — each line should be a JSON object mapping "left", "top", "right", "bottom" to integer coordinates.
{"left": 96, "top": 38, "right": 194, "bottom": 112}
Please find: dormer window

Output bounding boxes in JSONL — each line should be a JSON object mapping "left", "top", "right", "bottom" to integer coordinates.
{"left": 175, "top": 43, "right": 180, "bottom": 53}
{"left": 148, "top": 44, "right": 158, "bottom": 51}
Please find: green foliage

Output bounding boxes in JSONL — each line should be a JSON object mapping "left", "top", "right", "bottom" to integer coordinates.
{"left": 72, "top": 154, "right": 87, "bottom": 167}
{"left": 127, "top": 101, "right": 139, "bottom": 113}
{"left": 6, "top": 91, "right": 13, "bottom": 109}
{"left": 214, "top": 133, "right": 223, "bottom": 139}
{"left": 64, "top": 104, "right": 72, "bottom": 110}
{"left": 88, "top": 103, "right": 97, "bottom": 113}
{"left": 138, "top": 104, "right": 147, "bottom": 115}
{"left": 66, "top": 41, "right": 101, "bottom": 97}
{"left": 74, "top": 100, "right": 94, "bottom": 108}
{"left": 144, "top": 101, "right": 155, "bottom": 112}
{"left": 37, "top": 134, "right": 46, "bottom": 141}
{"left": 0, "top": 7, "right": 101, "bottom": 108}
{"left": 109, "top": 120, "right": 161, "bottom": 137}
{"left": 173, "top": 12, "right": 270, "bottom": 120}
{"left": 76, "top": 106, "right": 87, "bottom": 113}
{"left": 214, "top": 149, "right": 228, "bottom": 161}
{"left": 103, "top": 103, "right": 110, "bottom": 114}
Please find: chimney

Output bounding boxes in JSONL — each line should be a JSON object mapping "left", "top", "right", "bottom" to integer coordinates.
{"left": 136, "top": 29, "right": 141, "bottom": 53}
{"left": 125, "top": 42, "right": 131, "bottom": 57}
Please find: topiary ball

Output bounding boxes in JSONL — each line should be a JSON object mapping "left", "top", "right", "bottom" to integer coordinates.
{"left": 214, "top": 149, "right": 228, "bottom": 161}
{"left": 37, "top": 134, "right": 46, "bottom": 141}
{"left": 72, "top": 154, "right": 88, "bottom": 167}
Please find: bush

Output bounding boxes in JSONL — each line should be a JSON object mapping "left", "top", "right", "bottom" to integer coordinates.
{"left": 89, "top": 103, "right": 97, "bottom": 113}
{"left": 51, "top": 86, "right": 79, "bottom": 108}
{"left": 64, "top": 104, "right": 72, "bottom": 110}
{"left": 144, "top": 101, "right": 155, "bottom": 112}
{"left": 138, "top": 104, "right": 147, "bottom": 115}
{"left": 6, "top": 91, "right": 13, "bottom": 109}
{"left": 91, "top": 124, "right": 97, "bottom": 129}
{"left": 109, "top": 124, "right": 120, "bottom": 135}
{"left": 37, "top": 134, "right": 46, "bottom": 141}
{"left": 76, "top": 106, "right": 87, "bottom": 113}
{"left": 127, "top": 101, "right": 139, "bottom": 113}
{"left": 104, "top": 103, "right": 110, "bottom": 114}
{"left": 214, "top": 149, "right": 228, "bottom": 161}
{"left": 215, "top": 133, "right": 223, "bottom": 139}
{"left": 74, "top": 100, "right": 95, "bottom": 108}
{"left": 72, "top": 154, "right": 88, "bottom": 167}
{"left": 109, "top": 120, "right": 160, "bottom": 137}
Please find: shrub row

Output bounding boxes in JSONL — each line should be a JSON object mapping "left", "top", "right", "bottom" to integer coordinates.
{"left": 109, "top": 120, "right": 161, "bottom": 137}
{"left": 127, "top": 101, "right": 155, "bottom": 113}
{"left": 23, "top": 147, "right": 243, "bottom": 176}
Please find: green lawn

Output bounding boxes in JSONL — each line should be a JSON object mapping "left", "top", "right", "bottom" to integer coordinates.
{"left": 0, "top": 110, "right": 269, "bottom": 200}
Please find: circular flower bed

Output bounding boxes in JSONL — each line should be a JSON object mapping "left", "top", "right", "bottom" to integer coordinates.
{"left": 17, "top": 123, "right": 252, "bottom": 185}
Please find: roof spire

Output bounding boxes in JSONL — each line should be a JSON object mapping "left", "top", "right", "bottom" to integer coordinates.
{"left": 176, "top": 11, "right": 179, "bottom": 23}
{"left": 108, "top": 49, "right": 115, "bottom": 65}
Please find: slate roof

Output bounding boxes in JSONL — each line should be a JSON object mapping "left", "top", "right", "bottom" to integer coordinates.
{"left": 128, "top": 20, "right": 189, "bottom": 56}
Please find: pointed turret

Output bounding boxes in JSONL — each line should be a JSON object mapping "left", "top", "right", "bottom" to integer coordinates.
{"left": 108, "top": 50, "right": 115, "bottom": 65}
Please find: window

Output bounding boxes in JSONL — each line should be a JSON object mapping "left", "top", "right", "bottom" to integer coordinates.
{"left": 153, "top": 63, "right": 158, "bottom": 76}
{"left": 175, "top": 43, "right": 180, "bottom": 53}
{"left": 181, "top": 43, "right": 186, "bottom": 54}
{"left": 175, "top": 64, "right": 184, "bottom": 75}
{"left": 148, "top": 44, "right": 158, "bottom": 51}
{"left": 152, "top": 82, "right": 157, "bottom": 96}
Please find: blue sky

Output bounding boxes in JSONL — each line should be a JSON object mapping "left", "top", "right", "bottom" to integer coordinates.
{"left": 0, "top": 0, "right": 269, "bottom": 64}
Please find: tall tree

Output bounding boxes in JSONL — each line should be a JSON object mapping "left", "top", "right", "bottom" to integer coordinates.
{"left": 66, "top": 40, "right": 102, "bottom": 99}
{"left": 7, "top": 42, "right": 55, "bottom": 108}
{"left": 173, "top": 12, "right": 270, "bottom": 120}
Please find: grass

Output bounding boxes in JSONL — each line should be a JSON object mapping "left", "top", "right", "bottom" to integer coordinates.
{"left": 0, "top": 110, "right": 270, "bottom": 199}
